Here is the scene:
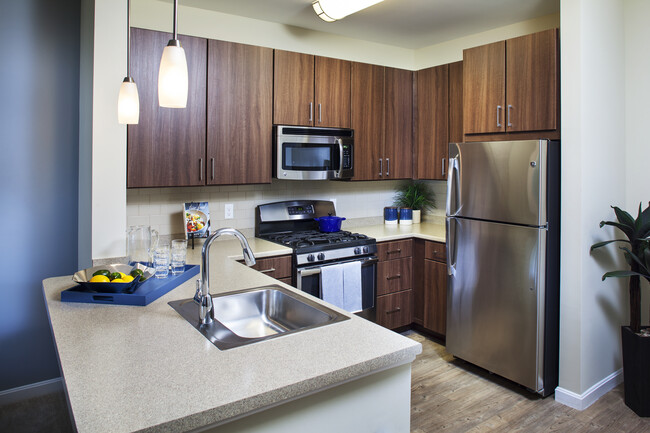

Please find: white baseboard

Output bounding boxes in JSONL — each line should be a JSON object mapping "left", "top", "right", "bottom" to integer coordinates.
{"left": 0, "top": 378, "right": 64, "bottom": 406}
{"left": 554, "top": 369, "right": 623, "bottom": 410}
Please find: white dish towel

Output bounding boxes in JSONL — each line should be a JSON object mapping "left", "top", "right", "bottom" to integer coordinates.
{"left": 320, "top": 261, "right": 363, "bottom": 313}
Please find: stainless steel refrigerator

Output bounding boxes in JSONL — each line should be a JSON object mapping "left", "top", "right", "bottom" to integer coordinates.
{"left": 446, "top": 139, "right": 560, "bottom": 397}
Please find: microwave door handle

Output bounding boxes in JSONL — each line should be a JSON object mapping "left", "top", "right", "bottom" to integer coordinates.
{"left": 335, "top": 138, "right": 344, "bottom": 178}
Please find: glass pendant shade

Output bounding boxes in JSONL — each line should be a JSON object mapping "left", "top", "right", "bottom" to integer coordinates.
{"left": 158, "top": 40, "right": 188, "bottom": 108}
{"left": 312, "top": 0, "right": 384, "bottom": 22}
{"left": 118, "top": 77, "right": 140, "bottom": 124}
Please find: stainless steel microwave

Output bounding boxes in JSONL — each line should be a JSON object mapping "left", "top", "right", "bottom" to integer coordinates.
{"left": 273, "top": 125, "right": 354, "bottom": 180}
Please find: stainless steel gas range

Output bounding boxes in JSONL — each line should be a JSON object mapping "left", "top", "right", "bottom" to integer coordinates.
{"left": 255, "top": 200, "right": 377, "bottom": 321}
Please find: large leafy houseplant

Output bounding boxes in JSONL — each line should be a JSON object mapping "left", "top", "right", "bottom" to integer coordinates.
{"left": 590, "top": 202, "right": 650, "bottom": 334}
{"left": 393, "top": 181, "right": 435, "bottom": 212}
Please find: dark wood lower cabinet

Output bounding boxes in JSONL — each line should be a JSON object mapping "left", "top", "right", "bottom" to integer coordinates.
{"left": 376, "top": 290, "right": 413, "bottom": 330}
{"left": 423, "top": 259, "right": 447, "bottom": 336}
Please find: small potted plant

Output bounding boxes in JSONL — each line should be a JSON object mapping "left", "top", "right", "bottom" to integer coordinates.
{"left": 393, "top": 181, "right": 435, "bottom": 224}
{"left": 591, "top": 202, "right": 650, "bottom": 416}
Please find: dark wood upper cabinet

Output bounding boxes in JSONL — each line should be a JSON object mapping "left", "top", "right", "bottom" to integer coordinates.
{"left": 273, "top": 50, "right": 314, "bottom": 126}
{"left": 463, "top": 28, "right": 558, "bottom": 136}
{"left": 448, "top": 61, "right": 464, "bottom": 144}
{"left": 415, "top": 64, "right": 448, "bottom": 180}
{"left": 274, "top": 50, "right": 350, "bottom": 128}
{"left": 207, "top": 40, "right": 273, "bottom": 185}
{"left": 127, "top": 28, "right": 207, "bottom": 188}
{"left": 506, "top": 29, "right": 558, "bottom": 132}
{"left": 384, "top": 67, "right": 414, "bottom": 180}
{"left": 463, "top": 40, "right": 505, "bottom": 134}
{"left": 315, "top": 57, "right": 351, "bottom": 128}
{"left": 351, "top": 62, "right": 384, "bottom": 181}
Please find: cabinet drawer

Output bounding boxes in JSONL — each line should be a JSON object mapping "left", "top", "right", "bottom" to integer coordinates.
{"left": 376, "top": 290, "right": 413, "bottom": 329}
{"left": 424, "top": 241, "right": 446, "bottom": 262}
{"left": 240, "top": 255, "right": 292, "bottom": 279}
{"left": 377, "top": 239, "right": 412, "bottom": 261}
{"left": 377, "top": 257, "right": 412, "bottom": 296}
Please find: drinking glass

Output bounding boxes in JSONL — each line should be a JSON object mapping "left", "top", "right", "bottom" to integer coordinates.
{"left": 153, "top": 244, "right": 171, "bottom": 279}
{"left": 171, "top": 239, "right": 187, "bottom": 275}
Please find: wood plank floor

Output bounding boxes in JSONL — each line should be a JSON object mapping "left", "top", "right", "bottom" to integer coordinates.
{"left": 406, "top": 330, "right": 650, "bottom": 432}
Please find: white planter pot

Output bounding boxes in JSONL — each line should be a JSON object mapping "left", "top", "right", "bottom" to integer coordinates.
{"left": 413, "top": 210, "right": 421, "bottom": 224}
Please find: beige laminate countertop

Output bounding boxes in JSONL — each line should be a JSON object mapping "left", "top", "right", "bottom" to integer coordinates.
{"left": 43, "top": 235, "right": 423, "bottom": 433}
{"left": 349, "top": 221, "right": 446, "bottom": 244}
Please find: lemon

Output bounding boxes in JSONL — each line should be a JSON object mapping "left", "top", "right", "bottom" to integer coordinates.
{"left": 89, "top": 275, "right": 110, "bottom": 283}
{"left": 118, "top": 272, "right": 127, "bottom": 279}
{"left": 122, "top": 275, "right": 134, "bottom": 283}
{"left": 111, "top": 278, "right": 125, "bottom": 283}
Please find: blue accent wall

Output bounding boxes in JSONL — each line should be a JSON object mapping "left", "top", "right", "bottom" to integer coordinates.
{"left": 0, "top": 0, "right": 80, "bottom": 391}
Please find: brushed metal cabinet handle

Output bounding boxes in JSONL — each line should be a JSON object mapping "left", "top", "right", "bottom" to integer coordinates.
{"left": 497, "top": 105, "right": 502, "bottom": 128}
{"left": 318, "top": 103, "right": 322, "bottom": 123}
{"left": 259, "top": 268, "right": 276, "bottom": 274}
{"left": 386, "top": 274, "right": 402, "bottom": 280}
{"left": 379, "top": 159, "right": 383, "bottom": 177}
{"left": 210, "top": 158, "right": 215, "bottom": 181}
{"left": 199, "top": 158, "right": 203, "bottom": 181}
{"left": 309, "top": 102, "right": 313, "bottom": 122}
{"left": 442, "top": 157, "right": 446, "bottom": 177}
{"left": 507, "top": 104, "right": 513, "bottom": 127}
{"left": 386, "top": 158, "right": 390, "bottom": 177}
{"left": 386, "top": 307, "right": 401, "bottom": 314}
{"left": 387, "top": 249, "right": 402, "bottom": 254}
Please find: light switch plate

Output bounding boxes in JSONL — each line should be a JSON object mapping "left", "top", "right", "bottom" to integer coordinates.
{"left": 225, "top": 203, "right": 234, "bottom": 219}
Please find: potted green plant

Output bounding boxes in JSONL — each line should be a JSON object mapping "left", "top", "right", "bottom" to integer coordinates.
{"left": 591, "top": 202, "right": 650, "bottom": 416}
{"left": 393, "top": 181, "right": 435, "bottom": 224}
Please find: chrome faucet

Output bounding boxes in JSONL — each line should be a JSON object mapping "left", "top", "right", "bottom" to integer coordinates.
{"left": 194, "top": 228, "right": 256, "bottom": 325}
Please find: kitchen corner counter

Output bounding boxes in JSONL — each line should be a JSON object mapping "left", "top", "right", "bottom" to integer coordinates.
{"left": 350, "top": 221, "right": 446, "bottom": 244}
{"left": 43, "top": 237, "right": 421, "bottom": 433}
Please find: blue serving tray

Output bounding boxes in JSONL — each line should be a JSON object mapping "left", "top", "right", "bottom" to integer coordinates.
{"left": 61, "top": 264, "right": 200, "bottom": 306}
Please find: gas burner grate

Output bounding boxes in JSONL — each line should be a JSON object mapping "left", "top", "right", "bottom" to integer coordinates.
{"left": 265, "top": 230, "right": 370, "bottom": 249}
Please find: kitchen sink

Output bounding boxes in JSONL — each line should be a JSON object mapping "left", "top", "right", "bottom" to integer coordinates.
{"left": 169, "top": 285, "right": 349, "bottom": 350}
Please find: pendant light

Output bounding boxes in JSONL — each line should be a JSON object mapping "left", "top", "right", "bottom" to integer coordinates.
{"left": 312, "top": 0, "right": 384, "bottom": 22}
{"left": 118, "top": 0, "right": 139, "bottom": 124}
{"left": 158, "top": 0, "right": 188, "bottom": 108}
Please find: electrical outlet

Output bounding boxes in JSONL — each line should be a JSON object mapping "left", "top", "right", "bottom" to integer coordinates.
{"left": 225, "top": 203, "right": 234, "bottom": 219}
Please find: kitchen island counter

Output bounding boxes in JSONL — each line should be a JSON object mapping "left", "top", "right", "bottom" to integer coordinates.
{"left": 43, "top": 236, "right": 421, "bottom": 433}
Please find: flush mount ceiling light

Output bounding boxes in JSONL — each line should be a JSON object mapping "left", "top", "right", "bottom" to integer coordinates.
{"left": 118, "top": 0, "right": 139, "bottom": 124}
{"left": 158, "top": 0, "right": 188, "bottom": 108}
{"left": 312, "top": 0, "right": 385, "bottom": 22}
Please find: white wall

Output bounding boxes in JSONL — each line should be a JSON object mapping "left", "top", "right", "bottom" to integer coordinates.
{"left": 558, "top": 0, "right": 628, "bottom": 399}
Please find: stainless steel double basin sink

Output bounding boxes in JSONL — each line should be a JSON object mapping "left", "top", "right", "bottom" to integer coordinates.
{"left": 169, "top": 285, "right": 349, "bottom": 350}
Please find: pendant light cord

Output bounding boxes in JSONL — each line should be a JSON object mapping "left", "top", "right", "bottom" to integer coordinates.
{"left": 126, "top": 0, "right": 131, "bottom": 77}
{"left": 173, "top": 0, "right": 178, "bottom": 40}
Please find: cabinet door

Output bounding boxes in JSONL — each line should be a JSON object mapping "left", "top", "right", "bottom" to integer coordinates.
{"left": 273, "top": 50, "right": 314, "bottom": 126}
{"left": 315, "top": 56, "right": 350, "bottom": 128}
{"left": 351, "top": 62, "right": 384, "bottom": 181}
{"left": 423, "top": 258, "right": 447, "bottom": 336}
{"left": 462, "top": 41, "right": 506, "bottom": 134}
{"left": 127, "top": 28, "right": 207, "bottom": 187}
{"left": 377, "top": 257, "right": 412, "bottom": 296}
{"left": 448, "top": 61, "right": 464, "bottom": 144}
{"left": 415, "top": 64, "right": 448, "bottom": 180}
{"left": 207, "top": 40, "right": 273, "bottom": 185}
{"left": 506, "top": 29, "right": 558, "bottom": 132}
{"left": 384, "top": 67, "right": 413, "bottom": 179}
{"left": 376, "top": 290, "right": 413, "bottom": 330}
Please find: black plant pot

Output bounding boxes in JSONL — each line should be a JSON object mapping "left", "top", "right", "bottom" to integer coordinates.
{"left": 622, "top": 326, "right": 650, "bottom": 416}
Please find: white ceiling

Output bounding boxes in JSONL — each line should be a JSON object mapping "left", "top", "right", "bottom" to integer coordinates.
{"left": 182, "top": 0, "right": 560, "bottom": 49}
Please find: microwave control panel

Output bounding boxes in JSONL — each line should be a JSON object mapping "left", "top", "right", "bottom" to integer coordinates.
{"left": 342, "top": 144, "right": 352, "bottom": 169}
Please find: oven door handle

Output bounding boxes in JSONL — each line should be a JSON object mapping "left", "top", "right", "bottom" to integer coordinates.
{"left": 296, "top": 257, "right": 379, "bottom": 292}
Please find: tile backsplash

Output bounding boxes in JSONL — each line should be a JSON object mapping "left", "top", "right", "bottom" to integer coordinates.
{"left": 127, "top": 180, "right": 447, "bottom": 236}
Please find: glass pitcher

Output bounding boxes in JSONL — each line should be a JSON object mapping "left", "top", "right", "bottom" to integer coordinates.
{"left": 127, "top": 226, "right": 159, "bottom": 266}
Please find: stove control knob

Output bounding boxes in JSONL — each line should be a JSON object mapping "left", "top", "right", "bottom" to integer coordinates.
{"left": 363, "top": 246, "right": 369, "bottom": 254}
{"left": 354, "top": 247, "right": 361, "bottom": 255}
{"left": 307, "top": 254, "right": 315, "bottom": 262}
{"left": 317, "top": 253, "right": 325, "bottom": 261}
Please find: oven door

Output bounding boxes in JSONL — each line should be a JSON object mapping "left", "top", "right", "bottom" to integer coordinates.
{"left": 296, "top": 256, "right": 377, "bottom": 321}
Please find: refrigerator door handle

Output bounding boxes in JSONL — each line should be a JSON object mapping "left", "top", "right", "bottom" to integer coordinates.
{"left": 446, "top": 217, "right": 457, "bottom": 276}
{"left": 446, "top": 156, "right": 460, "bottom": 216}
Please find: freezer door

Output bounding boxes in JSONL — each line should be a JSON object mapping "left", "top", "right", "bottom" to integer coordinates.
{"left": 446, "top": 217, "right": 546, "bottom": 392}
{"left": 447, "top": 140, "right": 547, "bottom": 226}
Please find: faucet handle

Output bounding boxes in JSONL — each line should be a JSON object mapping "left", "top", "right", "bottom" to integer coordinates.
{"left": 193, "top": 279, "right": 202, "bottom": 304}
